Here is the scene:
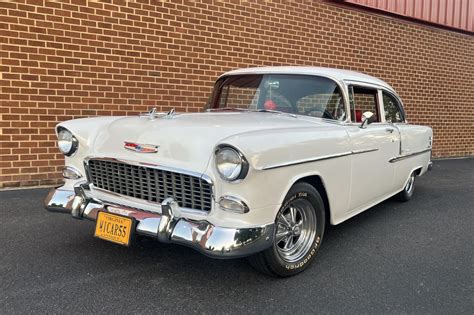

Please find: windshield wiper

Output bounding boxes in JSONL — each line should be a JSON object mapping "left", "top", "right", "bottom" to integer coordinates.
{"left": 207, "top": 107, "right": 297, "bottom": 118}
{"left": 207, "top": 107, "right": 248, "bottom": 112}
{"left": 253, "top": 109, "right": 297, "bottom": 118}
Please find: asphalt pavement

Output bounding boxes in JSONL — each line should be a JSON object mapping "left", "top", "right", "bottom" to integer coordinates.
{"left": 0, "top": 158, "right": 473, "bottom": 314}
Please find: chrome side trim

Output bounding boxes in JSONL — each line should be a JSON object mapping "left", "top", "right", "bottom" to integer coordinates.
{"left": 351, "top": 148, "right": 379, "bottom": 155}
{"left": 260, "top": 148, "right": 378, "bottom": 170}
{"left": 389, "top": 149, "right": 432, "bottom": 163}
{"left": 260, "top": 152, "right": 352, "bottom": 170}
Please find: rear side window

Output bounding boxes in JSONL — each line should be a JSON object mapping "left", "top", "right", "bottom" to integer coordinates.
{"left": 382, "top": 92, "right": 404, "bottom": 123}
{"left": 349, "top": 86, "right": 380, "bottom": 123}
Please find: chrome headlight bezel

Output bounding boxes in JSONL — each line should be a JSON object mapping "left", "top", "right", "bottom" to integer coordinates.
{"left": 215, "top": 145, "right": 249, "bottom": 182}
{"left": 57, "top": 127, "right": 79, "bottom": 157}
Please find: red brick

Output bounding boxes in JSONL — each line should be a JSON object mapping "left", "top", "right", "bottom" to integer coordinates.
{"left": 0, "top": 0, "right": 472, "bottom": 188}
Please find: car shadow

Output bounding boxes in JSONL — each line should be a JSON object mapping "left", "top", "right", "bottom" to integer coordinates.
{"left": 57, "top": 192, "right": 417, "bottom": 284}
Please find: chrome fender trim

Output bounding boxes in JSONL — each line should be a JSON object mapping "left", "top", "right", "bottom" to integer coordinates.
{"left": 259, "top": 148, "right": 378, "bottom": 170}
{"left": 389, "top": 148, "right": 432, "bottom": 163}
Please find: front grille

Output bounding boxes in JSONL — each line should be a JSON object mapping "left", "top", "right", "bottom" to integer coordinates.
{"left": 86, "top": 159, "right": 213, "bottom": 212}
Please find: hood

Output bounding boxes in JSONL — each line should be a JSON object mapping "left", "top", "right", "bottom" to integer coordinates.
{"left": 91, "top": 112, "right": 319, "bottom": 174}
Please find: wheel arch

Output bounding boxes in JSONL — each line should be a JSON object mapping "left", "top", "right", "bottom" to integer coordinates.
{"left": 397, "top": 165, "right": 423, "bottom": 195}
{"left": 413, "top": 166, "right": 423, "bottom": 176}
{"left": 294, "top": 175, "right": 331, "bottom": 226}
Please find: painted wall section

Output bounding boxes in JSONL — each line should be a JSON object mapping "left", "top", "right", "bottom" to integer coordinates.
{"left": 343, "top": 0, "right": 473, "bottom": 32}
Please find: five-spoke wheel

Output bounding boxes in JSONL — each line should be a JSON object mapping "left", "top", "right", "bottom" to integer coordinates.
{"left": 275, "top": 201, "right": 317, "bottom": 263}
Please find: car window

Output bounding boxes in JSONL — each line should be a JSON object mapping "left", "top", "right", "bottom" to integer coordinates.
{"left": 219, "top": 85, "right": 259, "bottom": 110}
{"left": 382, "top": 92, "right": 404, "bottom": 123}
{"left": 211, "top": 74, "right": 344, "bottom": 120}
{"left": 296, "top": 92, "right": 345, "bottom": 121}
{"left": 350, "top": 86, "right": 380, "bottom": 123}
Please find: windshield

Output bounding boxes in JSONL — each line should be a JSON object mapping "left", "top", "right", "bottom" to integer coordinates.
{"left": 208, "top": 74, "right": 346, "bottom": 121}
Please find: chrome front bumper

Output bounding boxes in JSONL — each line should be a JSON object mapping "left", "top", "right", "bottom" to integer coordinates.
{"left": 44, "top": 185, "right": 274, "bottom": 259}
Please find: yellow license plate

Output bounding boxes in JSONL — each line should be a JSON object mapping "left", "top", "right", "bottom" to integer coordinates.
{"left": 94, "top": 212, "right": 133, "bottom": 246}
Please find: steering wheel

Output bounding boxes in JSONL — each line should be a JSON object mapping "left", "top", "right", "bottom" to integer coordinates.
{"left": 305, "top": 108, "right": 335, "bottom": 120}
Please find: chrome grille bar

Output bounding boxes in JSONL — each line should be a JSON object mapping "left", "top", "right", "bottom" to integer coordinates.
{"left": 87, "top": 159, "right": 213, "bottom": 212}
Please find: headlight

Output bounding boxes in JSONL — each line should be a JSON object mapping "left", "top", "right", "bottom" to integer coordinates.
{"left": 57, "top": 127, "right": 78, "bottom": 156}
{"left": 215, "top": 145, "right": 249, "bottom": 181}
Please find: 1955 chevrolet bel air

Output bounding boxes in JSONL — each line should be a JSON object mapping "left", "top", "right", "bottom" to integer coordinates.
{"left": 45, "top": 66, "right": 433, "bottom": 277}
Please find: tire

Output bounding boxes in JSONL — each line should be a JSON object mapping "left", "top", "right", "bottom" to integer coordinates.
{"left": 248, "top": 182, "right": 325, "bottom": 277}
{"left": 395, "top": 171, "right": 416, "bottom": 202}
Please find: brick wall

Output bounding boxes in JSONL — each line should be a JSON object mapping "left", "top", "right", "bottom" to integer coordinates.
{"left": 1, "top": 0, "right": 473, "bottom": 188}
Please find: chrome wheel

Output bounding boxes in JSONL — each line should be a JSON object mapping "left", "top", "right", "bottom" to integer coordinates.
{"left": 405, "top": 172, "right": 415, "bottom": 193}
{"left": 275, "top": 199, "right": 317, "bottom": 263}
{"left": 248, "top": 182, "right": 325, "bottom": 277}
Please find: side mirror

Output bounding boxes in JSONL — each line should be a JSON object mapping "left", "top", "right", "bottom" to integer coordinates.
{"left": 360, "top": 111, "right": 375, "bottom": 128}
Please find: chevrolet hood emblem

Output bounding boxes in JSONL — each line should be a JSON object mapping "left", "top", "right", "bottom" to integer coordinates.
{"left": 124, "top": 142, "right": 159, "bottom": 153}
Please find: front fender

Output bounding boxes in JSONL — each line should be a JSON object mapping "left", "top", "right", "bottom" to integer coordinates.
{"left": 210, "top": 125, "right": 352, "bottom": 226}
{"left": 56, "top": 116, "right": 125, "bottom": 178}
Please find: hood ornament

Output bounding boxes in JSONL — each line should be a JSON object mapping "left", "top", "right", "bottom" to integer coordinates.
{"left": 124, "top": 142, "right": 159, "bottom": 153}
{"left": 148, "top": 107, "right": 158, "bottom": 120}
{"left": 141, "top": 107, "right": 176, "bottom": 120}
{"left": 164, "top": 108, "right": 175, "bottom": 119}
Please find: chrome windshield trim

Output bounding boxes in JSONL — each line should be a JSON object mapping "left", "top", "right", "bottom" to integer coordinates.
{"left": 83, "top": 156, "right": 213, "bottom": 185}
{"left": 389, "top": 149, "right": 432, "bottom": 163}
{"left": 260, "top": 148, "right": 378, "bottom": 170}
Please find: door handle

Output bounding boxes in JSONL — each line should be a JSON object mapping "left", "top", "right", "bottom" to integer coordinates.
{"left": 385, "top": 128, "right": 395, "bottom": 133}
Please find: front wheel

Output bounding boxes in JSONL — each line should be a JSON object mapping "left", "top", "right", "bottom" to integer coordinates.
{"left": 248, "top": 182, "right": 325, "bottom": 277}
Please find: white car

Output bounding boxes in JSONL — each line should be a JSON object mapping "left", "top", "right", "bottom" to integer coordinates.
{"left": 45, "top": 67, "right": 433, "bottom": 277}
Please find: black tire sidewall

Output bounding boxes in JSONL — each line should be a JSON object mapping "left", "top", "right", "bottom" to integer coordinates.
{"left": 265, "top": 182, "right": 325, "bottom": 277}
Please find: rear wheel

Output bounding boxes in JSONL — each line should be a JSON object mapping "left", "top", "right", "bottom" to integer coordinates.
{"left": 248, "top": 182, "right": 325, "bottom": 277}
{"left": 395, "top": 171, "right": 416, "bottom": 202}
